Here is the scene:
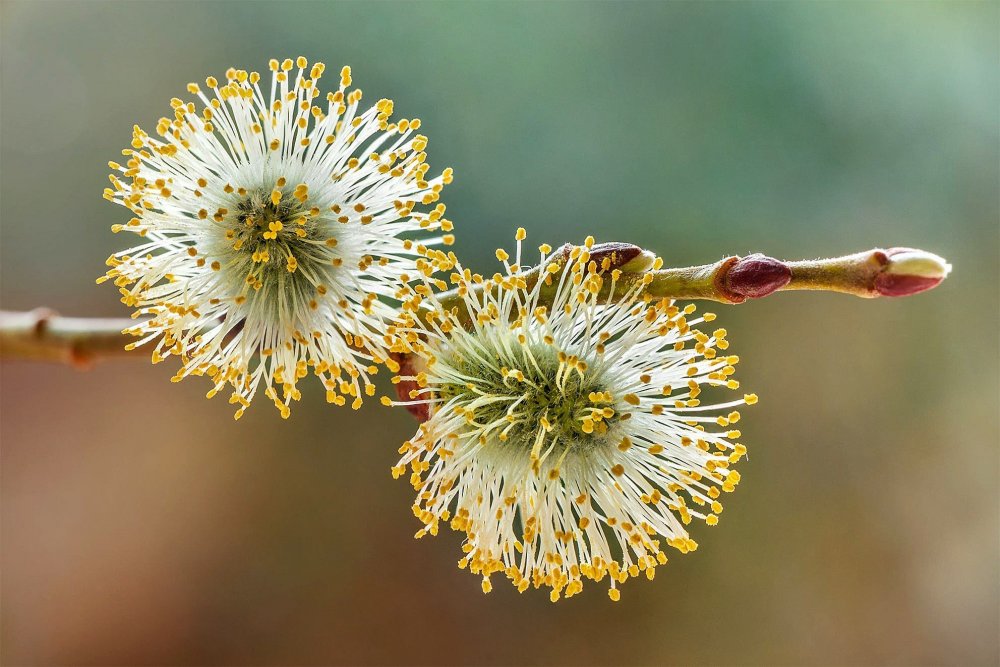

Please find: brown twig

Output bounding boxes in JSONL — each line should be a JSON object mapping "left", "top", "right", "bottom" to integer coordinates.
{"left": 0, "top": 309, "right": 137, "bottom": 367}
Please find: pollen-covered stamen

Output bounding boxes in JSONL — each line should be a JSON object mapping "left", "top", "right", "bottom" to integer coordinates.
{"left": 101, "top": 58, "right": 455, "bottom": 418}
{"left": 437, "top": 340, "right": 623, "bottom": 455}
{"left": 214, "top": 184, "right": 336, "bottom": 294}
{"left": 389, "top": 233, "right": 753, "bottom": 602}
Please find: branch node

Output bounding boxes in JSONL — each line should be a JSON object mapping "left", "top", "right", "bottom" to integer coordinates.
{"left": 31, "top": 307, "right": 57, "bottom": 338}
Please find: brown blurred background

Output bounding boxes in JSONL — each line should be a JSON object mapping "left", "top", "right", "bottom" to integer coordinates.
{"left": 2, "top": 2, "right": 997, "bottom": 665}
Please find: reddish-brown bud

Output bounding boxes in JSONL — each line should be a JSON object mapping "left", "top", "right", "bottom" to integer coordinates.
{"left": 390, "top": 352, "right": 431, "bottom": 422}
{"left": 723, "top": 254, "right": 792, "bottom": 300}
{"left": 588, "top": 242, "right": 656, "bottom": 273}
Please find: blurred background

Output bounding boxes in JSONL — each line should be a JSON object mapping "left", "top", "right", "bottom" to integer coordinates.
{"left": 2, "top": 2, "right": 997, "bottom": 665}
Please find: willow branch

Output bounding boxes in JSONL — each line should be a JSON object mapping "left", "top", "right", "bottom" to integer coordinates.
{"left": 0, "top": 245, "right": 950, "bottom": 366}
{"left": 0, "top": 309, "right": 136, "bottom": 367}
{"left": 434, "top": 243, "right": 951, "bottom": 329}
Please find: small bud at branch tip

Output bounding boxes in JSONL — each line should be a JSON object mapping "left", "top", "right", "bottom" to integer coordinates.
{"left": 876, "top": 247, "right": 951, "bottom": 297}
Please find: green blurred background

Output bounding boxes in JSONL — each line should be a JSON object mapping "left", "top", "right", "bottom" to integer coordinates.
{"left": 2, "top": 1, "right": 997, "bottom": 665}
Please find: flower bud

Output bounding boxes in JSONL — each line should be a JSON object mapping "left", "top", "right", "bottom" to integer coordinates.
{"left": 588, "top": 242, "right": 656, "bottom": 273}
{"left": 875, "top": 248, "right": 951, "bottom": 297}
{"left": 723, "top": 254, "right": 792, "bottom": 300}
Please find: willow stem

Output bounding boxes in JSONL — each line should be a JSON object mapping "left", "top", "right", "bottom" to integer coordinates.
{"left": 0, "top": 309, "right": 136, "bottom": 367}
{"left": 0, "top": 245, "right": 949, "bottom": 366}
{"left": 434, "top": 243, "right": 950, "bottom": 329}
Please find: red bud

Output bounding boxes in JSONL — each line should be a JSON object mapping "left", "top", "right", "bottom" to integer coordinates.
{"left": 723, "top": 254, "right": 792, "bottom": 300}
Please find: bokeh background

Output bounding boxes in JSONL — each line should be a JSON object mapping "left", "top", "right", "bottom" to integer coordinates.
{"left": 2, "top": 2, "right": 997, "bottom": 665}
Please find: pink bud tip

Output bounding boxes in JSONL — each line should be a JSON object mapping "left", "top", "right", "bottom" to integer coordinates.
{"left": 724, "top": 254, "right": 792, "bottom": 300}
{"left": 874, "top": 273, "right": 945, "bottom": 297}
{"left": 875, "top": 248, "right": 951, "bottom": 297}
